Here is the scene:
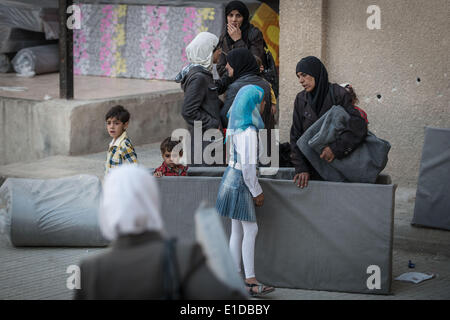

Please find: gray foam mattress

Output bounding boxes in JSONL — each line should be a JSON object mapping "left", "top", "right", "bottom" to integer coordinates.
{"left": 0, "top": 175, "right": 108, "bottom": 247}
{"left": 412, "top": 127, "right": 450, "bottom": 231}
{"left": 0, "top": 168, "right": 395, "bottom": 294}
{"left": 157, "top": 167, "right": 396, "bottom": 294}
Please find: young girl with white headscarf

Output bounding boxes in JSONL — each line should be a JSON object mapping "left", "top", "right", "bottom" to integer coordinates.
{"left": 215, "top": 85, "right": 275, "bottom": 297}
{"left": 75, "top": 165, "right": 246, "bottom": 300}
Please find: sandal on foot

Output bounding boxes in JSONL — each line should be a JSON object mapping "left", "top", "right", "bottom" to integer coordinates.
{"left": 245, "top": 282, "right": 275, "bottom": 297}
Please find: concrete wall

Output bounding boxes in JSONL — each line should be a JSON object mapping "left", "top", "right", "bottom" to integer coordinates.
{"left": 0, "top": 90, "right": 186, "bottom": 165}
{"left": 0, "top": 98, "right": 72, "bottom": 165}
{"left": 279, "top": 0, "right": 449, "bottom": 187}
{"left": 69, "top": 90, "right": 186, "bottom": 156}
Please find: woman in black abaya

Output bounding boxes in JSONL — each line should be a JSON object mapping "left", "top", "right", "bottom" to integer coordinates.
{"left": 290, "top": 56, "right": 368, "bottom": 188}
{"left": 216, "top": 1, "right": 265, "bottom": 78}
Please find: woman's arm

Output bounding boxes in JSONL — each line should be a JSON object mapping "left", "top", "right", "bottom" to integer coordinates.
{"left": 246, "top": 27, "right": 265, "bottom": 65}
{"left": 290, "top": 96, "right": 311, "bottom": 174}
{"left": 231, "top": 26, "right": 265, "bottom": 62}
{"left": 216, "top": 35, "right": 228, "bottom": 78}
{"left": 216, "top": 52, "right": 228, "bottom": 78}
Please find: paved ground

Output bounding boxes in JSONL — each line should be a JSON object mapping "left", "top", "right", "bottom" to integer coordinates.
{"left": 1, "top": 237, "right": 448, "bottom": 300}
{"left": 0, "top": 143, "right": 449, "bottom": 300}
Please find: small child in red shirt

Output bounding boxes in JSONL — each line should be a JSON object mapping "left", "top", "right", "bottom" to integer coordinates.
{"left": 153, "top": 137, "right": 188, "bottom": 177}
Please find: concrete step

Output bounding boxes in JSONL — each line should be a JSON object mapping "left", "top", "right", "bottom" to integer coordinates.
{"left": 0, "top": 74, "right": 185, "bottom": 166}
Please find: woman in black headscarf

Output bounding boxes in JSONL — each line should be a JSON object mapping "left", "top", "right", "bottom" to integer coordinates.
{"left": 216, "top": 1, "right": 265, "bottom": 78}
{"left": 290, "top": 56, "right": 368, "bottom": 188}
{"left": 219, "top": 48, "right": 275, "bottom": 162}
{"left": 220, "top": 48, "right": 274, "bottom": 134}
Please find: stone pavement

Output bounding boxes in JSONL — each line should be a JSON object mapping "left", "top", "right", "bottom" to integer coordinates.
{"left": 1, "top": 235, "right": 448, "bottom": 300}
{"left": 0, "top": 143, "right": 449, "bottom": 300}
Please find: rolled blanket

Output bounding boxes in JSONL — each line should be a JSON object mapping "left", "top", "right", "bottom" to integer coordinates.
{"left": 297, "top": 105, "right": 391, "bottom": 183}
{"left": 12, "top": 44, "right": 59, "bottom": 76}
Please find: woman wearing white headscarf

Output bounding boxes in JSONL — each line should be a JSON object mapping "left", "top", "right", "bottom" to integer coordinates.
{"left": 75, "top": 165, "right": 246, "bottom": 300}
{"left": 176, "top": 32, "right": 224, "bottom": 166}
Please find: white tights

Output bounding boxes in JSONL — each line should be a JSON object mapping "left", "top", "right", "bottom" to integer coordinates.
{"left": 229, "top": 219, "right": 258, "bottom": 279}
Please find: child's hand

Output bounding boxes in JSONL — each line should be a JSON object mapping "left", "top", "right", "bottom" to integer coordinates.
{"left": 153, "top": 171, "right": 163, "bottom": 178}
{"left": 253, "top": 193, "right": 264, "bottom": 207}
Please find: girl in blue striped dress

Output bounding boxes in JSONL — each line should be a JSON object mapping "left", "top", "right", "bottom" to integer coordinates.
{"left": 215, "top": 84, "right": 275, "bottom": 297}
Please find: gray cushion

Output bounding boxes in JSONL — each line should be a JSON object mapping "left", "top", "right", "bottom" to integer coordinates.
{"left": 412, "top": 127, "right": 450, "bottom": 230}
{"left": 156, "top": 167, "right": 395, "bottom": 294}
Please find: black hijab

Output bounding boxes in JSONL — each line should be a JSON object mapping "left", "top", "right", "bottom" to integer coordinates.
{"left": 226, "top": 48, "right": 259, "bottom": 80}
{"left": 296, "top": 56, "right": 329, "bottom": 115}
{"left": 224, "top": 1, "right": 251, "bottom": 47}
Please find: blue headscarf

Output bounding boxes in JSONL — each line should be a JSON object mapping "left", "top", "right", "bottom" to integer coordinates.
{"left": 226, "top": 85, "right": 265, "bottom": 142}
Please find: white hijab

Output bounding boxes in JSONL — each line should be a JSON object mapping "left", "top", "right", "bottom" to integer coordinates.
{"left": 99, "top": 165, "right": 164, "bottom": 241}
{"left": 185, "top": 31, "right": 219, "bottom": 71}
